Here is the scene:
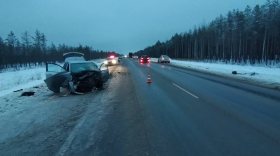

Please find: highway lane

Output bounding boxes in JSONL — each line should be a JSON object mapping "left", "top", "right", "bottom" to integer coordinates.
{"left": 93, "top": 59, "right": 280, "bottom": 156}
{"left": 0, "top": 59, "right": 280, "bottom": 156}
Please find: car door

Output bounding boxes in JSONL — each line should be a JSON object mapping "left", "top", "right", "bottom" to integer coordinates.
{"left": 45, "top": 63, "right": 71, "bottom": 93}
{"left": 99, "top": 63, "right": 109, "bottom": 82}
{"left": 46, "top": 63, "right": 66, "bottom": 79}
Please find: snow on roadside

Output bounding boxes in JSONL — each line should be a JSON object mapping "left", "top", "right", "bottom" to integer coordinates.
{"left": 172, "top": 60, "right": 280, "bottom": 86}
{"left": 152, "top": 58, "right": 280, "bottom": 87}
{"left": 0, "top": 67, "right": 46, "bottom": 97}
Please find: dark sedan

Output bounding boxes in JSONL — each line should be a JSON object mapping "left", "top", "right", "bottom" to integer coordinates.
{"left": 139, "top": 55, "right": 151, "bottom": 64}
{"left": 44, "top": 53, "right": 109, "bottom": 94}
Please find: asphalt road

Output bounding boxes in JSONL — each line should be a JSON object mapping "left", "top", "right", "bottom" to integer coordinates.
{"left": 0, "top": 59, "right": 280, "bottom": 156}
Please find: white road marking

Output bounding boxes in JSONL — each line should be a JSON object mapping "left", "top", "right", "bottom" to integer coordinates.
{"left": 172, "top": 83, "right": 199, "bottom": 99}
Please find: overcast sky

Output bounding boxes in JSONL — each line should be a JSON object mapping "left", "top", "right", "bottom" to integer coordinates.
{"left": 0, "top": 0, "right": 266, "bottom": 53}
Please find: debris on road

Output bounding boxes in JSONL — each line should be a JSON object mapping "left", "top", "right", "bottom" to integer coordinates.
{"left": 21, "top": 91, "right": 35, "bottom": 96}
{"left": 13, "top": 89, "right": 23, "bottom": 92}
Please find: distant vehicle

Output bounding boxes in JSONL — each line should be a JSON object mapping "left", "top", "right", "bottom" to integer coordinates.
{"left": 139, "top": 55, "right": 150, "bottom": 64}
{"left": 44, "top": 52, "right": 109, "bottom": 94}
{"left": 132, "top": 55, "right": 139, "bottom": 59}
{"left": 158, "top": 55, "right": 171, "bottom": 63}
{"left": 104, "top": 54, "right": 118, "bottom": 66}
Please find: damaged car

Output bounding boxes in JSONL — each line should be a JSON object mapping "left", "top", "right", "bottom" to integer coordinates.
{"left": 44, "top": 52, "right": 110, "bottom": 94}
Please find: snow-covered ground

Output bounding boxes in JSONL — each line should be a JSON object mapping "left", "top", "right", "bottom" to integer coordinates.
{"left": 151, "top": 58, "right": 280, "bottom": 87}
{"left": 0, "top": 67, "right": 46, "bottom": 97}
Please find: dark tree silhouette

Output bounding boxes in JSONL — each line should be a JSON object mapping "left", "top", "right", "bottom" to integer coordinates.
{"left": 135, "top": 0, "right": 280, "bottom": 65}
{"left": 0, "top": 30, "right": 114, "bottom": 70}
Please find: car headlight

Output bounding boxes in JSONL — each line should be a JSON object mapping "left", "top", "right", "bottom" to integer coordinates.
{"left": 104, "top": 60, "right": 108, "bottom": 65}
{"left": 112, "top": 60, "right": 117, "bottom": 64}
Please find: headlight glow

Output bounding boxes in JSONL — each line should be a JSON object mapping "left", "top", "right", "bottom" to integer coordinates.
{"left": 112, "top": 60, "right": 117, "bottom": 64}
{"left": 104, "top": 60, "right": 108, "bottom": 64}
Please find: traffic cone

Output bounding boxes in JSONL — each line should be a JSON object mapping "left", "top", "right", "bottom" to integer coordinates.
{"left": 147, "top": 74, "right": 152, "bottom": 84}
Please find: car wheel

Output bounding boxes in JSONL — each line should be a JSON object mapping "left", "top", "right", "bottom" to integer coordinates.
{"left": 96, "top": 80, "right": 104, "bottom": 89}
{"left": 59, "top": 81, "right": 71, "bottom": 96}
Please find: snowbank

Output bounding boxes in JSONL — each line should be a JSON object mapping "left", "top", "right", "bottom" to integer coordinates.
{"left": 155, "top": 59, "right": 280, "bottom": 86}
{"left": 0, "top": 67, "right": 46, "bottom": 97}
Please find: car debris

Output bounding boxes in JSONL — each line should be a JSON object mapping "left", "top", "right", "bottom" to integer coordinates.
{"left": 21, "top": 91, "right": 35, "bottom": 96}
{"left": 13, "top": 89, "right": 23, "bottom": 92}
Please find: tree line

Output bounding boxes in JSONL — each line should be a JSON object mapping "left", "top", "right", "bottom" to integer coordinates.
{"left": 136, "top": 0, "right": 280, "bottom": 65}
{"left": 0, "top": 30, "right": 112, "bottom": 70}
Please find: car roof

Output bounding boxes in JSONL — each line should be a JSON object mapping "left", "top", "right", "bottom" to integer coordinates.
{"left": 66, "top": 60, "right": 96, "bottom": 64}
{"left": 63, "top": 52, "right": 84, "bottom": 57}
{"left": 141, "top": 55, "right": 149, "bottom": 57}
{"left": 161, "top": 55, "right": 170, "bottom": 58}
{"left": 65, "top": 57, "right": 85, "bottom": 62}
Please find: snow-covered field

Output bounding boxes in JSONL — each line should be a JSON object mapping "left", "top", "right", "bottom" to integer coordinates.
{"left": 151, "top": 58, "right": 280, "bottom": 87}
{"left": 0, "top": 67, "right": 45, "bottom": 97}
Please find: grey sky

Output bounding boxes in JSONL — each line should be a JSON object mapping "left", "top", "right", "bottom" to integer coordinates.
{"left": 0, "top": 0, "right": 266, "bottom": 53}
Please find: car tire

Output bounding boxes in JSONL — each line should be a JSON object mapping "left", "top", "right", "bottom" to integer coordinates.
{"left": 59, "top": 80, "right": 71, "bottom": 96}
{"left": 96, "top": 80, "right": 104, "bottom": 89}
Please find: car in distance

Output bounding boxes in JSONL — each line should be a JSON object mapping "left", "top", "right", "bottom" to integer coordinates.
{"left": 132, "top": 55, "right": 139, "bottom": 59}
{"left": 158, "top": 55, "right": 171, "bottom": 63}
{"left": 104, "top": 54, "right": 118, "bottom": 66}
{"left": 139, "top": 55, "right": 151, "bottom": 64}
{"left": 45, "top": 52, "right": 109, "bottom": 94}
